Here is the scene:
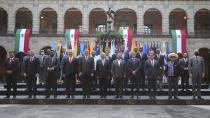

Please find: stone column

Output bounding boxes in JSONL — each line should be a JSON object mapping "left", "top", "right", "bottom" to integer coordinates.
{"left": 7, "top": 3, "right": 15, "bottom": 34}
{"left": 162, "top": 6, "right": 170, "bottom": 35}
{"left": 187, "top": 6, "right": 195, "bottom": 35}
{"left": 57, "top": 3, "right": 64, "bottom": 34}
{"left": 32, "top": 4, "right": 40, "bottom": 34}
{"left": 82, "top": 5, "right": 89, "bottom": 34}
{"left": 137, "top": 5, "right": 143, "bottom": 35}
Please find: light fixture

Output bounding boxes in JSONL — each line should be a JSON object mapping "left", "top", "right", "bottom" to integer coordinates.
{"left": 184, "top": 16, "right": 187, "bottom": 20}
{"left": 41, "top": 16, "right": 44, "bottom": 19}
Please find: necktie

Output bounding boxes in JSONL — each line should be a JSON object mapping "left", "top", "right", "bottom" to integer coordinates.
{"left": 69, "top": 57, "right": 72, "bottom": 64}
{"left": 10, "top": 58, "right": 12, "bottom": 65}
{"left": 30, "top": 57, "right": 32, "bottom": 63}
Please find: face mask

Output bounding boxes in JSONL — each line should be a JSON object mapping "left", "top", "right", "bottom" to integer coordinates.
{"left": 41, "top": 52, "right": 44, "bottom": 55}
{"left": 195, "top": 52, "right": 199, "bottom": 56}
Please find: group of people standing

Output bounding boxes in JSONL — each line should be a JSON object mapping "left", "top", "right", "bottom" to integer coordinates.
{"left": 4, "top": 45, "right": 205, "bottom": 100}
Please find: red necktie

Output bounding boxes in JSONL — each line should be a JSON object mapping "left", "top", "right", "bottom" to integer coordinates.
{"left": 69, "top": 57, "right": 72, "bottom": 64}
{"left": 10, "top": 58, "right": 12, "bottom": 65}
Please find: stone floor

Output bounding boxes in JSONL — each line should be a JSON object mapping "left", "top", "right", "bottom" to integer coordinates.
{"left": 0, "top": 104, "right": 210, "bottom": 118}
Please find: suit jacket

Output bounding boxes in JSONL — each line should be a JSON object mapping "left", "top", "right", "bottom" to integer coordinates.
{"left": 136, "top": 52, "right": 147, "bottom": 71}
{"left": 62, "top": 56, "right": 78, "bottom": 76}
{"left": 188, "top": 56, "right": 205, "bottom": 75}
{"left": 154, "top": 54, "right": 164, "bottom": 68}
{"left": 24, "top": 56, "right": 40, "bottom": 76}
{"left": 4, "top": 57, "right": 20, "bottom": 75}
{"left": 121, "top": 52, "right": 129, "bottom": 61}
{"left": 111, "top": 59, "right": 126, "bottom": 78}
{"left": 96, "top": 59, "right": 109, "bottom": 78}
{"left": 44, "top": 55, "right": 60, "bottom": 72}
{"left": 179, "top": 58, "right": 189, "bottom": 75}
{"left": 79, "top": 56, "right": 94, "bottom": 75}
{"left": 112, "top": 53, "right": 117, "bottom": 61}
{"left": 144, "top": 59, "right": 160, "bottom": 78}
{"left": 127, "top": 58, "right": 141, "bottom": 75}
{"left": 165, "top": 60, "right": 180, "bottom": 77}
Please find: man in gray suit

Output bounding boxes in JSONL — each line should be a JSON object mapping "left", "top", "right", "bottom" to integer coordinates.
{"left": 44, "top": 50, "right": 60, "bottom": 99}
{"left": 144, "top": 51, "right": 160, "bottom": 100}
{"left": 188, "top": 49, "right": 205, "bottom": 100}
{"left": 111, "top": 53, "right": 126, "bottom": 98}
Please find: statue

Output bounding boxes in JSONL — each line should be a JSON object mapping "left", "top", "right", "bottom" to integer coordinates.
{"left": 105, "top": 8, "right": 116, "bottom": 31}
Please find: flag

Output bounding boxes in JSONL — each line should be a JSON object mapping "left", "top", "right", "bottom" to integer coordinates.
{"left": 153, "top": 41, "right": 156, "bottom": 52}
{"left": 51, "top": 42, "right": 57, "bottom": 57}
{"left": 143, "top": 42, "right": 147, "bottom": 54}
{"left": 135, "top": 40, "right": 138, "bottom": 48}
{"left": 56, "top": 41, "right": 61, "bottom": 57}
{"left": 65, "top": 29, "right": 79, "bottom": 50}
{"left": 171, "top": 30, "right": 186, "bottom": 53}
{"left": 117, "top": 42, "right": 120, "bottom": 51}
{"left": 65, "top": 41, "right": 67, "bottom": 49}
{"left": 166, "top": 42, "right": 170, "bottom": 55}
{"left": 150, "top": 41, "right": 153, "bottom": 51}
{"left": 131, "top": 40, "right": 134, "bottom": 52}
{"left": 94, "top": 41, "right": 98, "bottom": 55}
{"left": 147, "top": 42, "right": 150, "bottom": 55}
{"left": 159, "top": 42, "right": 162, "bottom": 52}
{"left": 74, "top": 40, "right": 78, "bottom": 57}
{"left": 156, "top": 42, "right": 159, "bottom": 49}
{"left": 126, "top": 42, "right": 130, "bottom": 53}
{"left": 119, "top": 29, "right": 133, "bottom": 51}
{"left": 90, "top": 41, "right": 94, "bottom": 56}
{"left": 110, "top": 41, "right": 115, "bottom": 56}
{"left": 15, "top": 29, "right": 31, "bottom": 53}
{"left": 80, "top": 41, "right": 84, "bottom": 55}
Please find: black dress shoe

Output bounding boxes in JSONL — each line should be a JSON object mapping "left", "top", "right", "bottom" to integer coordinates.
{"left": 115, "top": 96, "right": 119, "bottom": 98}
{"left": 168, "top": 96, "right": 172, "bottom": 100}
{"left": 174, "top": 97, "right": 179, "bottom": 100}
{"left": 198, "top": 97, "right": 204, "bottom": 100}
{"left": 87, "top": 96, "right": 90, "bottom": 99}
{"left": 83, "top": 96, "right": 86, "bottom": 99}
{"left": 192, "top": 96, "right": 196, "bottom": 100}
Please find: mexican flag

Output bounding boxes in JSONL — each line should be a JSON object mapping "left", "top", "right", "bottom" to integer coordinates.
{"left": 171, "top": 30, "right": 186, "bottom": 53}
{"left": 65, "top": 29, "right": 79, "bottom": 50}
{"left": 118, "top": 29, "right": 133, "bottom": 52}
{"left": 15, "top": 29, "right": 31, "bottom": 53}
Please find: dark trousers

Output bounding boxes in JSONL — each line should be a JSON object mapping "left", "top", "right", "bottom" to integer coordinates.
{"left": 115, "top": 77, "right": 123, "bottom": 97}
{"left": 168, "top": 76, "right": 178, "bottom": 97}
{"left": 99, "top": 77, "right": 108, "bottom": 97}
{"left": 64, "top": 74, "right": 76, "bottom": 97}
{"left": 130, "top": 75, "right": 140, "bottom": 96}
{"left": 140, "top": 70, "right": 145, "bottom": 90}
{"left": 192, "top": 73, "right": 202, "bottom": 97}
{"left": 82, "top": 74, "right": 91, "bottom": 97}
{"left": 148, "top": 77, "right": 156, "bottom": 97}
{"left": 181, "top": 71, "right": 189, "bottom": 90}
{"left": 91, "top": 70, "right": 97, "bottom": 90}
{"left": 46, "top": 71, "right": 57, "bottom": 97}
{"left": 27, "top": 75, "right": 37, "bottom": 97}
{"left": 6, "top": 74, "right": 17, "bottom": 97}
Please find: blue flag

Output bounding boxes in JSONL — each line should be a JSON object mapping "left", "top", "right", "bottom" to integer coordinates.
{"left": 166, "top": 42, "right": 170, "bottom": 55}
{"left": 146, "top": 42, "right": 150, "bottom": 56}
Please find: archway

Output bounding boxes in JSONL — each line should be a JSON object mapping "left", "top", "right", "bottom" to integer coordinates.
{"left": 195, "top": 9, "right": 210, "bottom": 35}
{"left": 0, "top": 8, "right": 8, "bottom": 34}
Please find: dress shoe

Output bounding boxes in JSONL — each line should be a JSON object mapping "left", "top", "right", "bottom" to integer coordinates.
{"left": 13, "top": 96, "right": 16, "bottom": 99}
{"left": 192, "top": 96, "right": 196, "bottom": 100}
{"left": 83, "top": 96, "right": 86, "bottom": 99}
{"left": 174, "top": 97, "right": 179, "bottom": 100}
{"left": 198, "top": 97, "right": 204, "bottom": 100}
{"left": 168, "top": 96, "right": 172, "bottom": 100}
{"left": 87, "top": 95, "right": 90, "bottom": 99}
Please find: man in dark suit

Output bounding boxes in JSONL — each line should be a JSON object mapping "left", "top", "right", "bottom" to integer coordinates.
{"left": 44, "top": 50, "right": 60, "bottom": 99}
{"left": 136, "top": 46, "right": 147, "bottom": 91}
{"left": 154, "top": 49, "right": 164, "bottom": 91}
{"left": 144, "top": 51, "right": 160, "bottom": 100}
{"left": 165, "top": 53, "right": 181, "bottom": 100}
{"left": 4, "top": 51, "right": 19, "bottom": 98}
{"left": 62, "top": 49, "right": 78, "bottom": 98}
{"left": 179, "top": 52, "right": 189, "bottom": 91}
{"left": 111, "top": 53, "right": 126, "bottom": 98}
{"left": 127, "top": 52, "right": 141, "bottom": 99}
{"left": 120, "top": 46, "right": 129, "bottom": 92}
{"left": 112, "top": 49, "right": 118, "bottom": 62}
{"left": 96, "top": 52, "right": 110, "bottom": 98}
{"left": 24, "top": 50, "right": 40, "bottom": 99}
{"left": 79, "top": 49, "right": 94, "bottom": 99}
{"left": 105, "top": 50, "right": 112, "bottom": 92}
{"left": 189, "top": 49, "right": 205, "bottom": 100}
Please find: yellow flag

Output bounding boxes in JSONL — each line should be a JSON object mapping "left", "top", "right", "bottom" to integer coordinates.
{"left": 131, "top": 40, "right": 134, "bottom": 52}
{"left": 74, "top": 39, "right": 77, "bottom": 57}
{"left": 90, "top": 41, "right": 94, "bottom": 56}
{"left": 56, "top": 41, "right": 60, "bottom": 57}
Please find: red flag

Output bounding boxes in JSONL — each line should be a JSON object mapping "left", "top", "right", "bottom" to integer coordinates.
{"left": 135, "top": 40, "right": 138, "bottom": 48}
{"left": 150, "top": 42, "right": 153, "bottom": 51}
{"left": 88, "top": 41, "right": 90, "bottom": 54}
{"left": 69, "top": 41, "right": 72, "bottom": 49}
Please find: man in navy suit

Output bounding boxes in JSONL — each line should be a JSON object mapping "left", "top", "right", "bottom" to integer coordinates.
{"left": 127, "top": 52, "right": 141, "bottom": 99}
{"left": 96, "top": 52, "right": 110, "bottom": 98}
{"left": 144, "top": 51, "right": 160, "bottom": 100}
{"left": 4, "top": 51, "right": 20, "bottom": 99}
{"left": 62, "top": 49, "right": 78, "bottom": 98}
